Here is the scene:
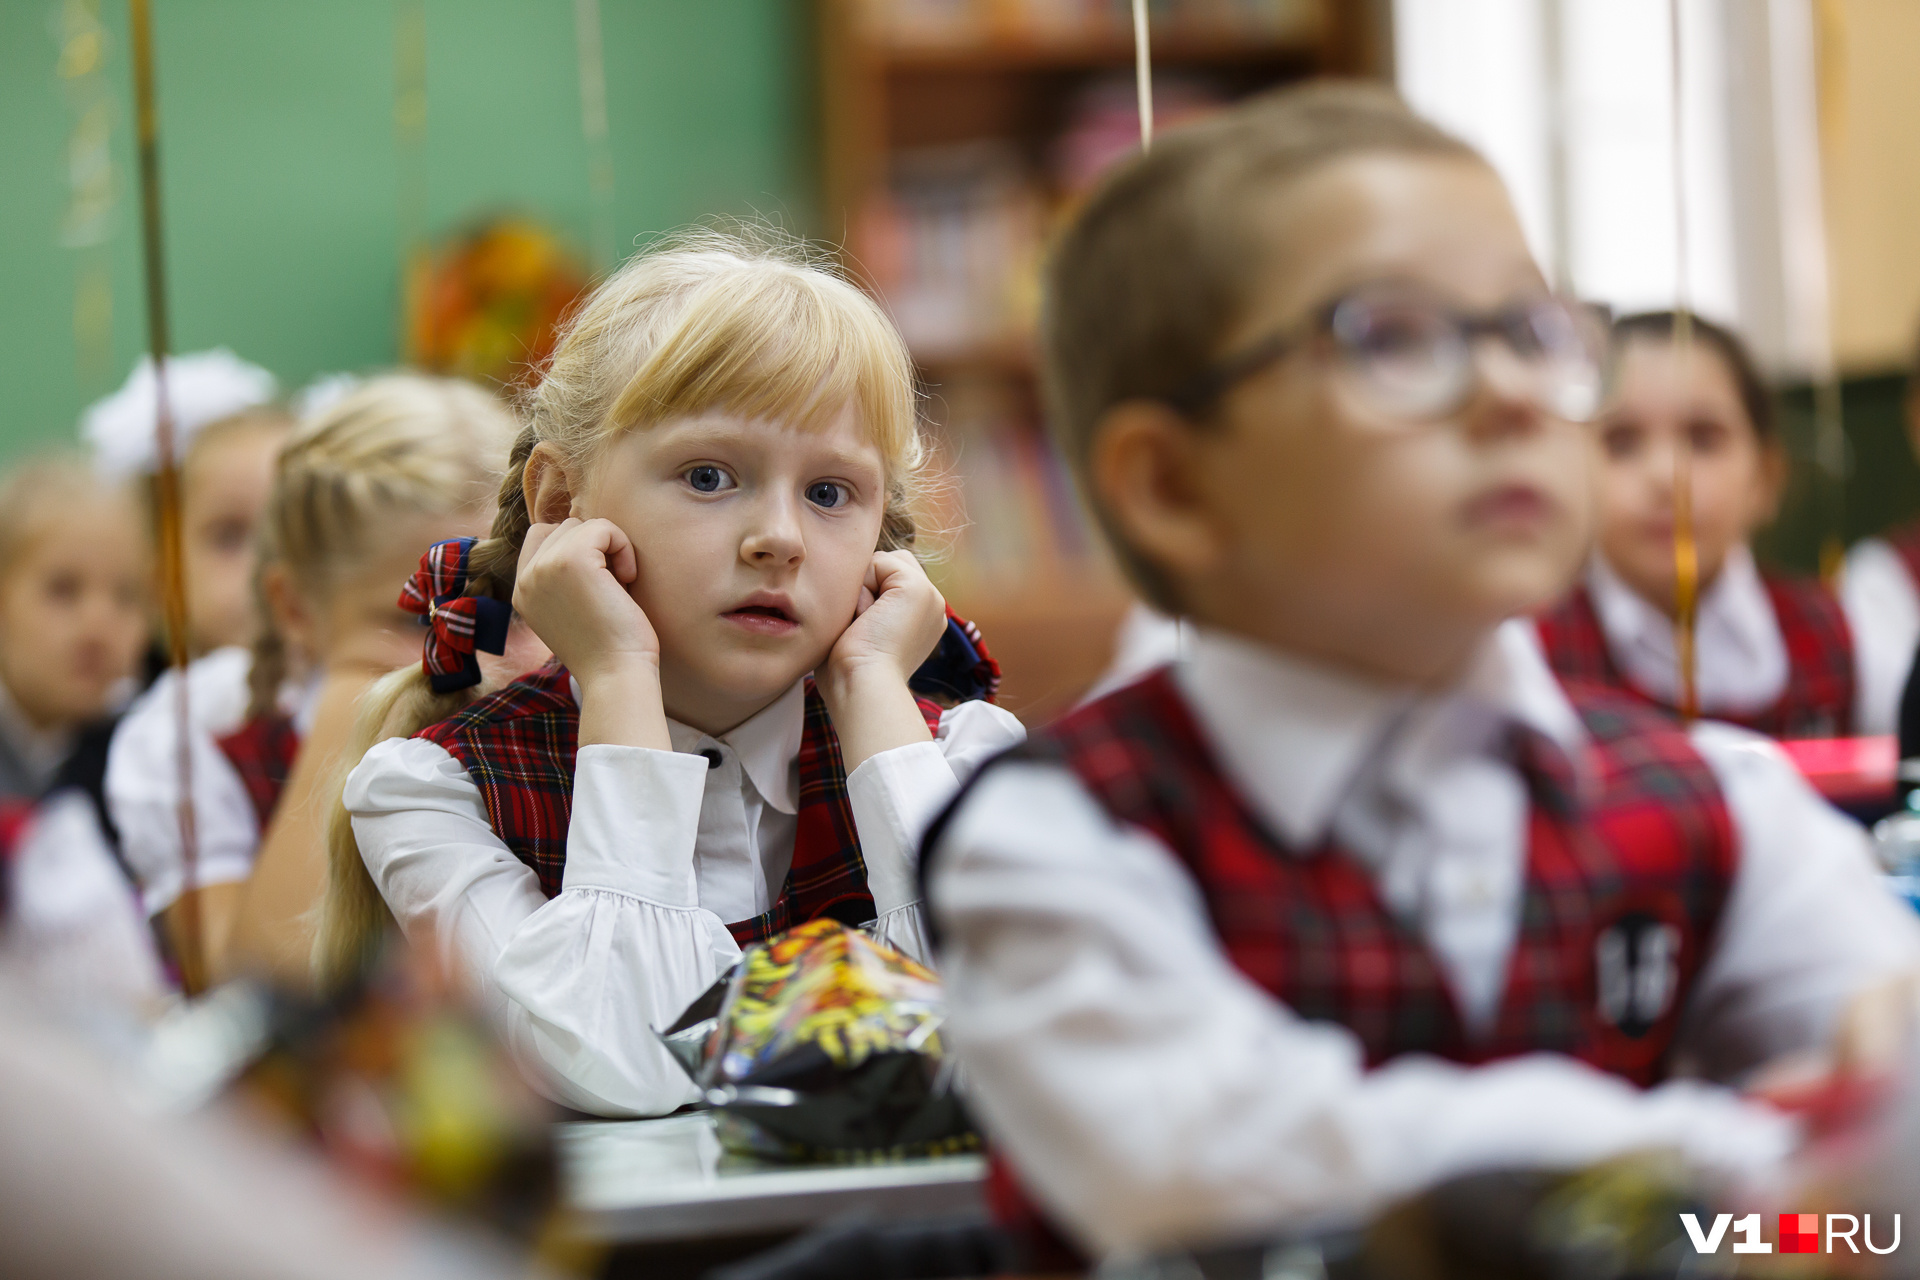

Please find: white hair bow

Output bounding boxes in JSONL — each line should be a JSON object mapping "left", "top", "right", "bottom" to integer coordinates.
{"left": 80, "top": 348, "right": 278, "bottom": 479}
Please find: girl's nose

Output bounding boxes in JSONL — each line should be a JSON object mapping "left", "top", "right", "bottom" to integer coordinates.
{"left": 740, "top": 496, "right": 805, "bottom": 566}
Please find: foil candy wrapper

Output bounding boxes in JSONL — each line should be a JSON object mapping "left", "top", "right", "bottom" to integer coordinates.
{"left": 658, "top": 919, "right": 976, "bottom": 1163}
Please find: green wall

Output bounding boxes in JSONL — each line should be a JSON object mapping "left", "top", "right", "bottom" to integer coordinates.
{"left": 1760, "top": 375, "right": 1920, "bottom": 572}
{"left": 0, "top": 0, "right": 815, "bottom": 460}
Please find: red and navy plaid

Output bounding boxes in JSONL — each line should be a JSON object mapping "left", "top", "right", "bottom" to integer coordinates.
{"left": 417, "top": 660, "right": 946, "bottom": 947}
{"left": 1886, "top": 518, "right": 1920, "bottom": 590}
{"left": 1024, "top": 668, "right": 1737, "bottom": 1086}
{"left": 215, "top": 713, "right": 301, "bottom": 829}
{"left": 398, "top": 538, "right": 512, "bottom": 693}
{"left": 1535, "top": 575, "right": 1856, "bottom": 739}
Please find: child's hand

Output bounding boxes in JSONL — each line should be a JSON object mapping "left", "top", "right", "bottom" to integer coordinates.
{"left": 513, "top": 518, "right": 659, "bottom": 687}
{"left": 815, "top": 551, "right": 947, "bottom": 774}
{"left": 822, "top": 550, "right": 948, "bottom": 688}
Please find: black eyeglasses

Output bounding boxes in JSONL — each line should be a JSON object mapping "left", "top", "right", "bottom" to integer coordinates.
{"left": 1164, "top": 285, "right": 1614, "bottom": 426}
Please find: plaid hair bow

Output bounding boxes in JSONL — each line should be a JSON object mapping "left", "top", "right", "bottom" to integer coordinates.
{"left": 907, "top": 607, "right": 1002, "bottom": 705}
{"left": 398, "top": 538, "right": 511, "bottom": 693}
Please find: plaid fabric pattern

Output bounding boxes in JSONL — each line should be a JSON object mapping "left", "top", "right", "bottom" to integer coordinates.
{"left": 1025, "top": 668, "right": 1737, "bottom": 1086}
{"left": 1535, "top": 576, "right": 1856, "bottom": 739}
{"left": 397, "top": 538, "right": 512, "bottom": 693}
{"left": 214, "top": 713, "right": 301, "bottom": 829}
{"left": 417, "top": 660, "right": 946, "bottom": 948}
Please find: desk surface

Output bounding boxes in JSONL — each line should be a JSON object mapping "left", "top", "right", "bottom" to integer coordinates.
{"left": 558, "top": 1114, "right": 988, "bottom": 1243}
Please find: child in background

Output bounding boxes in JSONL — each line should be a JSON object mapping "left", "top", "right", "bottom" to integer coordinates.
{"left": 82, "top": 348, "right": 289, "bottom": 660}
{"left": 108, "top": 375, "right": 521, "bottom": 987}
{"left": 1841, "top": 323, "right": 1920, "bottom": 737}
{"left": 1536, "top": 312, "right": 1861, "bottom": 738}
{"left": 921, "top": 84, "right": 1920, "bottom": 1261}
{"left": 325, "top": 230, "right": 1024, "bottom": 1117}
{"left": 0, "top": 459, "right": 149, "bottom": 799}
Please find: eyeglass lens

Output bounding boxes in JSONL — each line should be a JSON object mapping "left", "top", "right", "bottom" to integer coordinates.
{"left": 1328, "top": 294, "right": 1607, "bottom": 424}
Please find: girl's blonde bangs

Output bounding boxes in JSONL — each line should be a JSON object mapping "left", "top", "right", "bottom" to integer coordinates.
{"left": 602, "top": 258, "right": 919, "bottom": 474}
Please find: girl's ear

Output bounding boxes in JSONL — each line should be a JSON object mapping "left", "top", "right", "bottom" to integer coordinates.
{"left": 522, "top": 442, "right": 579, "bottom": 525}
{"left": 260, "top": 563, "right": 317, "bottom": 669}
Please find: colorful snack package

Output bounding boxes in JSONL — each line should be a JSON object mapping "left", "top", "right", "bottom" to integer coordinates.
{"left": 658, "top": 919, "right": 977, "bottom": 1163}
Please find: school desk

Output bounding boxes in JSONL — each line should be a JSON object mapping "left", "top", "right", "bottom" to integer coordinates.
{"left": 558, "top": 1112, "right": 987, "bottom": 1244}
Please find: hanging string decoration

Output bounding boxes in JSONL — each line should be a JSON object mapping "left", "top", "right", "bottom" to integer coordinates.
{"left": 1666, "top": 0, "right": 1700, "bottom": 724}
{"left": 1131, "top": 0, "right": 1154, "bottom": 151}
{"left": 571, "top": 0, "right": 618, "bottom": 274}
{"left": 394, "top": 0, "right": 430, "bottom": 347}
{"left": 128, "top": 0, "right": 207, "bottom": 994}
{"left": 57, "top": 0, "right": 116, "bottom": 390}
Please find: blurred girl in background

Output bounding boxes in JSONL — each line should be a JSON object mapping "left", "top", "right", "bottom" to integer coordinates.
{"left": 1536, "top": 311, "right": 1864, "bottom": 738}
{"left": 0, "top": 459, "right": 149, "bottom": 799}
{"left": 108, "top": 374, "right": 523, "bottom": 987}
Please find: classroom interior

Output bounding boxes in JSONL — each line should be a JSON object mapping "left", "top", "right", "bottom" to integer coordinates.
{"left": 9, "top": 1, "right": 1920, "bottom": 1277}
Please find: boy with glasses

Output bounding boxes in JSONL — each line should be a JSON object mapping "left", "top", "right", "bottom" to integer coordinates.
{"left": 921, "top": 83, "right": 1920, "bottom": 1260}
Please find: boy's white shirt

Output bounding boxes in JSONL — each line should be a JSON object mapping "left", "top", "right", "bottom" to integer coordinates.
{"left": 345, "top": 679, "right": 1026, "bottom": 1118}
{"left": 927, "top": 620, "right": 1920, "bottom": 1258}
{"left": 106, "top": 647, "right": 326, "bottom": 917}
{"left": 1841, "top": 535, "right": 1920, "bottom": 737}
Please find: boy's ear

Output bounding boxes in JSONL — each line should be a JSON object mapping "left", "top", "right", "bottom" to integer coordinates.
{"left": 522, "top": 442, "right": 578, "bottom": 525}
{"left": 1090, "top": 400, "right": 1228, "bottom": 586}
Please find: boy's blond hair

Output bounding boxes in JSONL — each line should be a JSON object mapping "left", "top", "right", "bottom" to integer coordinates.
{"left": 1040, "top": 81, "right": 1481, "bottom": 610}
{"left": 315, "top": 226, "right": 924, "bottom": 991}
{"left": 246, "top": 373, "right": 518, "bottom": 719}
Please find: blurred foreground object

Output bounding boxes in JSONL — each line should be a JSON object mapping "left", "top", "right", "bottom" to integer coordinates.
{"left": 660, "top": 919, "right": 973, "bottom": 1163}
{"left": 0, "top": 961, "right": 548, "bottom": 1280}
{"left": 405, "top": 219, "right": 588, "bottom": 390}
{"left": 123, "top": 936, "right": 579, "bottom": 1270}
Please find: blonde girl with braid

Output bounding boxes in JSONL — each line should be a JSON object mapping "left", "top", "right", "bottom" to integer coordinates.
{"left": 107, "top": 375, "right": 533, "bottom": 985}
{"left": 325, "top": 229, "right": 1021, "bottom": 1117}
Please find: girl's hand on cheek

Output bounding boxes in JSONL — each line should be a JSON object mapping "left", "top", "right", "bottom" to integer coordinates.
{"left": 822, "top": 549, "right": 947, "bottom": 689}
{"left": 513, "top": 518, "right": 660, "bottom": 688}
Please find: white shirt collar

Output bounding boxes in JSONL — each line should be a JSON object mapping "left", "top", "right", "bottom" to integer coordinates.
{"left": 1586, "top": 545, "right": 1787, "bottom": 714}
{"left": 565, "top": 673, "right": 804, "bottom": 815}
{"left": 1174, "top": 619, "right": 1586, "bottom": 849}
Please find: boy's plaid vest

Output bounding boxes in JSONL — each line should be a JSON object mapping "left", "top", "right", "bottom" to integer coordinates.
{"left": 989, "top": 667, "right": 1739, "bottom": 1086}
{"left": 932, "top": 667, "right": 1741, "bottom": 1270}
{"left": 416, "top": 660, "right": 948, "bottom": 948}
{"left": 1535, "top": 575, "right": 1856, "bottom": 739}
{"left": 215, "top": 713, "right": 301, "bottom": 829}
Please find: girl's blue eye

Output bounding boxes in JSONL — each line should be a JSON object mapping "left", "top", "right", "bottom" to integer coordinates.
{"left": 686, "top": 465, "right": 729, "bottom": 493}
{"left": 806, "top": 481, "right": 848, "bottom": 509}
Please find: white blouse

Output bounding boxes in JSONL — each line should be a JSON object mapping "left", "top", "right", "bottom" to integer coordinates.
{"left": 344, "top": 678, "right": 1026, "bottom": 1118}
{"left": 1841, "top": 536, "right": 1920, "bottom": 737}
{"left": 106, "top": 648, "right": 321, "bottom": 917}
{"left": 1583, "top": 547, "right": 1790, "bottom": 718}
{"left": 107, "top": 649, "right": 258, "bottom": 917}
{"left": 927, "top": 622, "right": 1920, "bottom": 1257}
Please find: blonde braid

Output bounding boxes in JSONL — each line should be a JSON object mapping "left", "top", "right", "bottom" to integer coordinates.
{"left": 243, "top": 374, "right": 519, "bottom": 722}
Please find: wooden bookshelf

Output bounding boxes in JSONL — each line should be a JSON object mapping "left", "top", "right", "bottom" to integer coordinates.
{"left": 817, "top": 0, "right": 1383, "bottom": 722}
